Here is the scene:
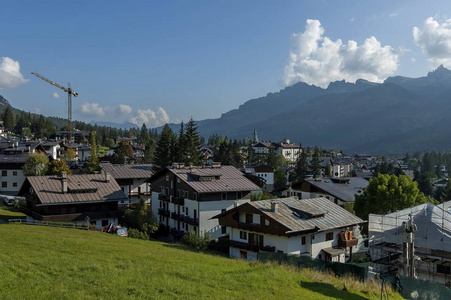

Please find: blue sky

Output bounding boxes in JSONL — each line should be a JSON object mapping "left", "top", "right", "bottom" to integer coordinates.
{"left": 1, "top": 0, "right": 451, "bottom": 128}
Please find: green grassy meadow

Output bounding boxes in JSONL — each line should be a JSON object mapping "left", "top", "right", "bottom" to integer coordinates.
{"left": 0, "top": 224, "right": 402, "bottom": 299}
{"left": 0, "top": 206, "right": 26, "bottom": 222}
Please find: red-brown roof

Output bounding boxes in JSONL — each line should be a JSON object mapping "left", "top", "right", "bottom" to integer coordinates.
{"left": 100, "top": 163, "right": 153, "bottom": 179}
{"left": 26, "top": 174, "right": 128, "bottom": 205}
{"left": 168, "top": 165, "right": 262, "bottom": 193}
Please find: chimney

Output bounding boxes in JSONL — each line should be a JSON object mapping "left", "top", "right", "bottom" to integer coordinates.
{"left": 61, "top": 172, "right": 67, "bottom": 193}
{"left": 105, "top": 172, "right": 110, "bottom": 183}
{"left": 271, "top": 200, "right": 279, "bottom": 213}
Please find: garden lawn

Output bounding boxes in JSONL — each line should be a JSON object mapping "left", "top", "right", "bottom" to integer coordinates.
{"left": 0, "top": 206, "right": 26, "bottom": 222}
{"left": 0, "top": 224, "right": 402, "bottom": 299}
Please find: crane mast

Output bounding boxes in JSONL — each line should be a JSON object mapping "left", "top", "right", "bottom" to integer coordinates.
{"left": 31, "top": 72, "right": 78, "bottom": 147}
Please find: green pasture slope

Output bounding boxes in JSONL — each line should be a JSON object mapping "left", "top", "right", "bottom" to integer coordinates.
{"left": 0, "top": 224, "right": 402, "bottom": 299}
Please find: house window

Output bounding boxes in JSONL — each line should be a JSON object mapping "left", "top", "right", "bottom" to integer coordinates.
{"left": 245, "top": 213, "right": 253, "bottom": 224}
{"left": 249, "top": 233, "right": 264, "bottom": 246}
{"left": 2, "top": 182, "right": 6, "bottom": 188}
{"left": 437, "top": 264, "right": 451, "bottom": 275}
{"left": 236, "top": 192, "right": 242, "bottom": 199}
{"left": 222, "top": 192, "right": 227, "bottom": 200}
{"left": 185, "top": 207, "right": 188, "bottom": 215}
{"left": 221, "top": 226, "right": 227, "bottom": 234}
{"left": 13, "top": 182, "right": 17, "bottom": 187}
{"left": 326, "top": 232, "right": 334, "bottom": 241}
{"left": 177, "top": 178, "right": 180, "bottom": 183}
{"left": 193, "top": 192, "right": 197, "bottom": 200}
{"left": 166, "top": 175, "right": 169, "bottom": 181}
{"left": 13, "top": 171, "right": 17, "bottom": 176}
{"left": 302, "top": 236, "right": 306, "bottom": 245}
{"left": 240, "top": 231, "right": 247, "bottom": 240}
{"left": 171, "top": 181, "right": 173, "bottom": 189}
{"left": 1, "top": 170, "right": 6, "bottom": 176}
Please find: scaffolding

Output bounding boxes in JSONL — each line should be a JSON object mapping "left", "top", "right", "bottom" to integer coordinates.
{"left": 369, "top": 201, "right": 451, "bottom": 286}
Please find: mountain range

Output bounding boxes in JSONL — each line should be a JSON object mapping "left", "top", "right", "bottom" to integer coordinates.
{"left": 183, "top": 65, "right": 451, "bottom": 154}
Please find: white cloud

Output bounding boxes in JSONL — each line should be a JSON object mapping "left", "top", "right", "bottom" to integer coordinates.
{"left": 0, "top": 57, "right": 29, "bottom": 89}
{"left": 129, "top": 107, "right": 170, "bottom": 127}
{"left": 53, "top": 92, "right": 60, "bottom": 98}
{"left": 283, "top": 19, "right": 403, "bottom": 88}
{"left": 413, "top": 17, "right": 451, "bottom": 68}
{"left": 78, "top": 102, "right": 170, "bottom": 127}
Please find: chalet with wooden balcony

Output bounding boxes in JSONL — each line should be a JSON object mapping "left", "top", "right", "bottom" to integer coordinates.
{"left": 214, "top": 197, "right": 364, "bottom": 261}
{"left": 149, "top": 163, "right": 261, "bottom": 239}
{"left": 100, "top": 163, "right": 153, "bottom": 205}
{"left": 19, "top": 172, "right": 128, "bottom": 229}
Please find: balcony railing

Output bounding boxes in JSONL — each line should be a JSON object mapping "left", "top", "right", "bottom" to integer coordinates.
{"left": 172, "top": 197, "right": 185, "bottom": 206}
{"left": 158, "top": 194, "right": 170, "bottom": 202}
{"left": 228, "top": 240, "right": 276, "bottom": 253}
{"left": 183, "top": 216, "right": 199, "bottom": 226}
{"left": 158, "top": 208, "right": 170, "bottom": 217}
{"left": 237, "top": 222, "right": 263, "bottom": 232}
{"left": 171, "top": 212, "right": 184, "bottom": 221}
{"left": 338, "top": 238, "right": 358, "bottom": 248}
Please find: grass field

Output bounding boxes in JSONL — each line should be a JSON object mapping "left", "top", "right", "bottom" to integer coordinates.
{"left": 0, "top": 206, "right": 26, "bottom": 222}
{"left": 0, "top": 224, "right": 402, "bottom": 299}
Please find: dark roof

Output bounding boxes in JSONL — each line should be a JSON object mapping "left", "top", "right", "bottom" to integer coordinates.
{"left": 152, "top": 165, "right": 262, "bottom": 193}
{"left": 100, "top": 163, "right": 153, "bottom": 179}
{"left": 0, "top": 153, "right": 29, "bottom": 164}
{"left": 304, "top": 177, "right": 369, "bottom": 202}
{"left": 25, "top": 174, "right": 128, "bottom": 205}
{"left": 216, "top": 197, "right": 364, "bottom": 235}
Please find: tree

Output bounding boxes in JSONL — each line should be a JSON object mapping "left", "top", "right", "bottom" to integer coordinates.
{"left": 354, "top": 173, "right": 430, "bottom": 222}
{"left": 138, "top": 123, "right": 150, "bottom": 145}
{"left": 47, "top": 159, "right": 72, "bottom": 176}
{"left": 274, "top": 168, "right": 287, "bottom": 191}
{"left": 292, "top": 146, "right": 308, "bottom": 182}
{"left": 23, "top": 153, "right": 49, "bottom": 176}
{"left": 312, "top": 146, "right": 321, "bottom": 178}
{"left": 122, "top": 200, "right": 159, "bottom": 236}
{"left": 113, "top": 140, "right": 134, "bottom": 164}
{"left": 87, "top": 131, "right": 101, "bottom": 173}
{"left": 265, "top": 146, "right": 278, "bottom": 168}
{"left": 142, "top": 139, "right": 155, "bottom": 164}
{"left": 184, "top": 118, "right": 201, "bottom": 166}
{"left": 2, "top": 105, "right": 16, "bottom": 132}
{"left": 153, "top": 124, "right": 175, "bottom": 171}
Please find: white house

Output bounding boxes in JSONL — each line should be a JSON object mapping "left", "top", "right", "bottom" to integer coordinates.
{"left": 215, "top": 197, "right": 364, "bottom": 261}
{"left": 149, "top": 164, "right": 262, "bottom": 240}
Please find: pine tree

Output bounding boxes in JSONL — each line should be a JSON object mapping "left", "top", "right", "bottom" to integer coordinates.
{"left": 184, "top": 118, "right": 201, "bottom": 166}
{"left": 153, "top": 124, "right": 175, "bottom": 171}
{"left": 312, "top": 146, "right": 321, "bottom": 178}
{"left": 2, "top": 105, "right": 15, "bottom": 132}
{"left": 138, "top": 123, "right": 150, "bottom": 145}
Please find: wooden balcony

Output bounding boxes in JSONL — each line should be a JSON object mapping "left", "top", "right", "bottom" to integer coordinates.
{"left": 183, "top": 216, "right": 199, "bottom": 226}
{"left": 158, "top": 194, "right": 170, "bottom": 202}
{"left": 158, "top": 208, "right": 170, "bottom": 217}
{"left": 338, "top": 238, "right": 358, "bottom": 248}
{"left": 171, "top": 212, "right": 184, "bottom": 221}
{"left": 228, "top": 240, "right": 276, "bottom": 253}
{"left": 237, "top": 222, "right": 262, "bottom": 232}
{"left": 172, "top": 197, "right": 185, "bottom": 206}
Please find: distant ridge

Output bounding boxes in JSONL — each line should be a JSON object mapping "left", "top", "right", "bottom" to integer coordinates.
{"left": 171, "top": 65, "right": 451, "bottom": 154}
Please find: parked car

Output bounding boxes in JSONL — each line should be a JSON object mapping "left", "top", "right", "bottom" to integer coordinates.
{"left": 3, "top": 196, "right": 18, "bottom": 206}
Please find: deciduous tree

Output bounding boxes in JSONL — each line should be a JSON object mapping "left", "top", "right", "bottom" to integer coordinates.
{"left": 23, "top": 153, "right": 49, "bottom": 176}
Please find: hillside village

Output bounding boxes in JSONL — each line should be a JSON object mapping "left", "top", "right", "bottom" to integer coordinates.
{"left": 0, "top": 101, "right": 450, "bottom": 296}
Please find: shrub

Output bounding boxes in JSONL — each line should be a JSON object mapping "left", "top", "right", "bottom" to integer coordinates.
{"left": 128, "top": 228, "right": 149, "bottom": 240}
{"left": 181, "top": 231, "right": 211, "bottom": 251}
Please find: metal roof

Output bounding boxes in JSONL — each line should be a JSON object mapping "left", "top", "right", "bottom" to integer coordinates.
{"left": 168, "top": 165, "right": 262, "bottom": 193}
{"left": 249, "top": 197, "right": 364, "bottom": 234}
{"left": 26, "top": 174, "right": 128, "bottom": 205}
{"left": 305, "top": 177, "right": 369, "bottom": 202}
{"left": 100, "top": 163, "right": 153, "bottom": 179}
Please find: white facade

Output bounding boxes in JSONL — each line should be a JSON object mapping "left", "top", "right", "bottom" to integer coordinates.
{"left": 229, "top": 225, "right": 348, "bottom": 262}
{"left": 276, "top": 146, "right": 301, "bottom": 163}
{"left": 152, "top": 191, "right": 250, "bottom": 239}
{"left": 0, "top": 169, "right": 26, "bottom": 195}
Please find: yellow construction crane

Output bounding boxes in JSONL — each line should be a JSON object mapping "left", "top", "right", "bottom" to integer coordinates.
{"left": 31, "top": 72, "right": 78, "bottom": 144}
